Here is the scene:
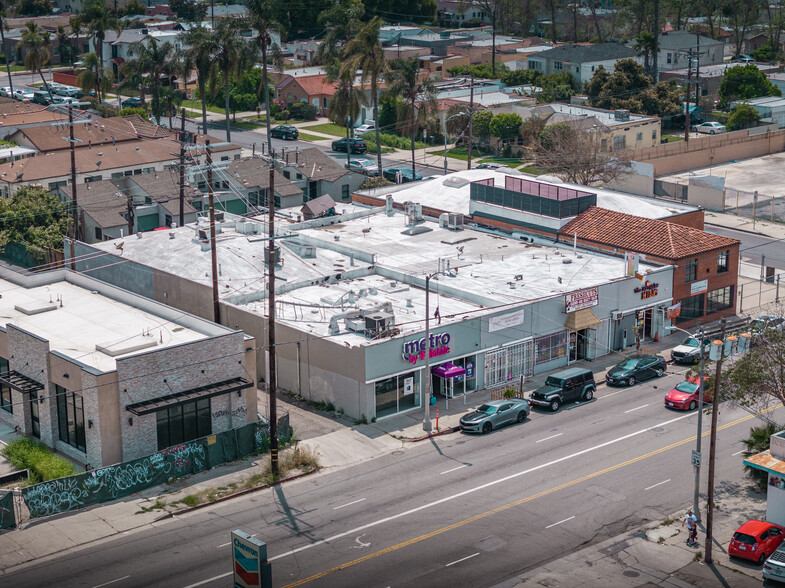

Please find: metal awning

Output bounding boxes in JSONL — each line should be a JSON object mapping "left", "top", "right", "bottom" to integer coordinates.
{"left": 564, "top": 308, "right": 602, "bottom": 331}
{"left": 0, "top": 370, "right": 44, "bottom": 394}
{"left": 125, "top": 377, "right": 254, "bottom": 416}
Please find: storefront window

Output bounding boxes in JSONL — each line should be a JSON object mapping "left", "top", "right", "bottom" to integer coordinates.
{"left": 535, "top": 332, "right": 567, "bottom": 365}
{"left": 677, "top": 293, "right": 704, "bottom": 323}
{"left": 707, "top": 286, "right": 734, "bottom": 313}
{"left": 452, "top": 356, "right": 476, "bottom": 392}
{"left": 485, "top": 342, "right": 533, "bottom": 387}
{"left": 0, "top": 357, "right": 11, "bottom": 414}
{"left": 375, "top": 372, "right": 419, "bottom": 418}
{"left": 56, "top": 384, "right": 85, "bottom": 452}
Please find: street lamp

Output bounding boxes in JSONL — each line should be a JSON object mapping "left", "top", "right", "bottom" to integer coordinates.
{"left": 444, "top": 112, "right": 469, "bottom": 175}
{"left": 667, "top": 323, "right": 706, "bottom": 523}
{"left": 423, "top": 269, "right": 449, "bottom": 432}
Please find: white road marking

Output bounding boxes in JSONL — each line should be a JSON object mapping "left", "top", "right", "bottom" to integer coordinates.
{"left": 352, "top": 534, "right": 371, "bottom": 549}
{"left": 91, "top": 576, "right": 131, "bottom": 588}
{"left": 333, "top": 498, "right": 366, "bottom": 510}
{"left": 546, "top": 516, "right": 575, "bottom": 529}
{"left": 184, "top": 573, "right": 230, "bottom": 588}
{"left": 625, "top": 404, "right": 649, "bottom": 413}
{"left": 440, "top": 464, "right": 469, "bottom": 475}
{"left": 732, "top": 450, "right": 745, "bottom": 456}
{"left": 217, "top": 533, "right": 256, "bottom": 548}
{"left": 266, "top": 410, "right": 696, "bottom": 563}
{"left": 536, "top": 433, "right": 563, "bottom": 443}
{"left": 645, "top": 479, "right": 671, "bottom": 491}
{"left": 597, "top": 388, "right": 627, "bottom": 399}
{"left": 445, "top": 552, "right": 480, "bottom": 567}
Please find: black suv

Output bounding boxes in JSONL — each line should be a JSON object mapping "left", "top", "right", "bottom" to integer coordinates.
{"left": 528, "top": 367, "right": 596, "bottom": 412}
{"left": 270, "top": 125, "right": 299, "bottom": 140}
{"left": 332, "top": 137, "right": 367, "bottom": 154}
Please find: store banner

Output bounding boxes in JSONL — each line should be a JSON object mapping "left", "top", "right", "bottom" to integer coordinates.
{"left": 489, "top": 309, "right": 525, "bottom": 332}
{"left": 690, "top": 279, "right": 708, "bottom": 295}
{"left": 667, "top": 302, "right": 681, "bottom": 319}
{"left": 565, "top": 287, "right": 599, "bottom": 313}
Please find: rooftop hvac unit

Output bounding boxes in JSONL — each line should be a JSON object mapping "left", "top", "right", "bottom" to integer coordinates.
{"left": 197, "top": 229, "right": 208, "bottom": 240}
{"left": 614, "top": 109, "right": 630, "bottom": 121}
{"left": 345, "top": 317, "right": 366, "bottom": 333}
{"left": 404, "top": 201, "right": 423, "bottom": 225}
{"left": 214, "top": 211, "right": 225, "bottom": 222}
{"left": 447, "top": 213, "right": 464, "bottom": 229}
{"left": 364, "top": 311, "right": 393, "bottom": 338}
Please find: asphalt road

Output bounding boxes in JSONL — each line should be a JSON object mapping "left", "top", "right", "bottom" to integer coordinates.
{"left": 4, "top": 364, "right": 776, "bottom": 588}
{"left": 706, "top": 224, "right": 785, "bottom": 270}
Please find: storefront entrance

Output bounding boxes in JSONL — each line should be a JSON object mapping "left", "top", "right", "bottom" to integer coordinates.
{"left": 431, "top": 362, "right": 466, "bottom": 398}
{"left": 569, "top": 328, "right": 597, "bottom": 362}
{"left": 374, "top": 371, "right": 420, "bottom": 418}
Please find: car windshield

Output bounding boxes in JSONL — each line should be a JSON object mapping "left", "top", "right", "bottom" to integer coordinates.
{"left": 682, "top": 337, "right": 700, "bottom": 347}
{"left": 477, "top": 404, "right": 498, "bottom": 415}
{"left": 618, "top": 359, "right": 641, "bottom": 369}
{"left": 733, "top": 532, "right": 757, "bottom": 545}
{"left": 675, "top": 381, "right": 699, "bottom": 394}
{"left": 544, "top": 376, "right": 564, "bottom": 387}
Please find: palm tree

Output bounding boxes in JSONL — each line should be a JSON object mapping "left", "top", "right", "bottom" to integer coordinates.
{"left": 76, "top": 51, "right": 111, "bottom": 101}
{"left": 19, "top": 22, "right": 54, "bottom": 101}
{"left": 742, "top": 422, "right": 778, "bottom": 492}
{"left": 343, "top": 17, "right": 387, "bottom": 175}
{"left": 245, "top": 0, "right": 284, "bottom": 154}
{"left": 80, "top": 0, "right": 120, "bottom": 74}
{"left": 126, "top": 38, "right": 176, "bottom": 125}
{"left": 160, "top": 86, "right": 182, "bottom": 128}
{"left": 0, "top": 0, "right": 17, "bottom": 95}
{"left": 633, "top": 32, "right": 656, "bottom": 78}
{"left": 328, "top": 64, "right": 366, "bottom": 168}
{"left": 177, "top": 24, "right": 216, "bottom": 134}
{"left": 385, "top": 58, "right": 438, "bottom": 177}
{"left": 118, "top": 59, "right": 146, "bottom": 110}
{"left": 314, "top": 0, "right": 364, "bottom": 65}
{"left": 208, "top": 18, "right": 247, "bottom": 141}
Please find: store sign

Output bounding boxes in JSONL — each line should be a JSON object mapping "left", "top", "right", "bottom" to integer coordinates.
{"left": 634, "top": 281, "right": 659, "bottom": 299}
{"left": 565, "top": 287, "right": 599, "bottom": 313}
{"left": 232, "top": 530, "right": 271, "bottom": 588}
{"left": 466, "top": 361, "right": 474, "bottom": 378}
{"left": 690, "top": 279, "right": 708, "bottom": 295}
{"left": 403, "top": 332, "right": 452, "bottom": 365}
{"left": 403, "top": 377, "right": 414, "bottom": 396}
{"left": 489, "top": 309, "right": 525, "bottom": 332}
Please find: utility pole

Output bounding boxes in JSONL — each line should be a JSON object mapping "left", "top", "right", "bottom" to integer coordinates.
{"left": 684, "top": 59, "right": 691, "bottom": 143}
{"left": 267, "top": 150, "right": 279, "bottom": 476}
{"left": 69, "top": 106, "right": 79, "bottom": 270}
{"left": 179, "top": 108, "right": 187, "bottom": 227}
{"left": 705, "top": 319, "right": 727, "bottom": 564}
{"left": 679, "top": 41, "right": 703, "bottom": 143}
{"left": 694, "top": 35, "right": 701, "bottom": 115}
{"left": 652, "top": 0, "right": 660, "bottom": 81}
{"left": 205, "top": 140, "right": 220, "bottom": 324}
{"left": 467, "top": 76, "right": 475, "bottom": 170}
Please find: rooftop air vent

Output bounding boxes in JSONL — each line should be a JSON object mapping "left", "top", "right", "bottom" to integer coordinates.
{"left": 614, "top": 109, "right": 630, "bottom": 121}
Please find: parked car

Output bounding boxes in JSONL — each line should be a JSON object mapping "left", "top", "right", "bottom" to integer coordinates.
{"left": 43, "top": 81, "right": 61, "bottom": 92}
{"left": 751, "top": 315, "right": 785, "bottom": 334}
{"left": 668, "top": 112, "right": 704, "bottom": 129}
{"left": 528, "top": 367, "right": 596, "bottom": 412}
{"left": 332, "top": 137, "right": 367, "bottom": 154}
{"left": 670, "top": 336, "right": 711, "bottom": 365}
{"left": 345, "top": 158, "right": 380, "bottom": 176}
{"left": 606, "top": 354, "right": 666, "bottom": 386}
{"left": 121, "top": 96, "right": 143, "bottom": 108}
{"left": 475, "top": 162, "right": 510, "bottom": 170}
{"left": 31, "top": 91, "right": 52, "bottom": 105}
{"left": 52, "top": 96, "right": 78, "bottom": 105}
{"left": 12, "top": 89, "right": 34, "bottom": 100}
{"left": 764, "top": 544, "right": 785, "bottom": 582}
{"left": 730, "top": 54, "right": 754, "bottom": 63}
{"left": 355, "top": 122, "right": 375, "bottom": 134}
{"left": 54, "top": 85, "right": 76, "bottom": 96}
{"left": 270, "top": 124, "right": 299, "bottom": 140}
{"left": 664, "top": 377, "right": 713, "bottom": 411}
{"left": 693, "top": 121, "right": 726, "bottom": 134}
{"left": 382, "top": 167, "right": 423, "bottom": 183}
{"left": 729, "top": 520, "right": 785, "bottom": 563}
{"left": 459, "top": 398, "right": 530, "bottom": 434}
{"left": 0, "top": 87, "right": 12, "bottom": 97}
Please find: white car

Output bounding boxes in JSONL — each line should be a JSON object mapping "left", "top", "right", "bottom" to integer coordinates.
{"left": 0, "top": 86, "right": 12, "bottom": 97}
{"left": 693, "top": 121, "right": 726, "bottom": 135}
{"left": 356, "top": 123, "right": 375, "bottom": 135}
{"left": 345, "top": 158, "right": 380, "bottom": 176}
{"left": 12, "top": 89, "right": 34, "bottom": 100}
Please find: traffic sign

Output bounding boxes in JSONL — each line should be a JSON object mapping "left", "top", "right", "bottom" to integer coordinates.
{"left": 691, "top": 450, "right": 702, "bottom": 468}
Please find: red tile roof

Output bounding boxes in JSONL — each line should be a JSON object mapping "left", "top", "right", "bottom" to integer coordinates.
{"left": 560, "top": 206, "right": 739, "bottom": 260}
{"left": 280, "top": 74, "right": 337, "bottom": 97}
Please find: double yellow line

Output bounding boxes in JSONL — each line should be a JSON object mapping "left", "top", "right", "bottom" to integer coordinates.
{"left": 283, "top": 407, "right": 775, "bottom": 587}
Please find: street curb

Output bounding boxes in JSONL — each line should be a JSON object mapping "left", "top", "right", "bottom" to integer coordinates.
{"left": 405, "top": 425, "right": 461, "bottom": 443}
{"left": 153, "top": 468, "right": 319, "bottom": 521}
{"left": 705, "top": 221, "right": 783, "bottom": 239}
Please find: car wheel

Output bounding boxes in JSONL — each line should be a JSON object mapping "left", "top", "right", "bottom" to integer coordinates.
{"left": 482, "top": 422, "right": 492, "bottom": 434}
{"left": 710, "top": 130, "right": 716, "bottom": 135}
{"left": 584, "top": 388, "right": 594, "bottom": 401}
{"left": 550, "top": 399, "right": 561, "bottom": 412}
{"left": 759, "top": 551, "right": 767, "bottom": 564}
{"left": 627, "top": 376, "right": 637, "bottom": 386}
{"left": 655, "top": 368, "right": 664, "bottom": 377}
{"left": 516, "top": 410, "right": 527, "bottom": 423}
{"left": 691, "top": 126, "right": 697, "bottom": 132}
{"left": 689, "top": 400, "right": 697, "bottom": 410}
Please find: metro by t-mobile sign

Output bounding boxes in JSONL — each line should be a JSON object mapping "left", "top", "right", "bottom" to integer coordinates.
{"left": 403, "top": 332, "right": 452, "bottom": 364}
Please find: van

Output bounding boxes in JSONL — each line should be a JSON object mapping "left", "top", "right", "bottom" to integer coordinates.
{"left": 31, "top": 91, "right": 51, "bottom": 105}
{"left": 527, "top": 367, "right": 596, "bottom": 412}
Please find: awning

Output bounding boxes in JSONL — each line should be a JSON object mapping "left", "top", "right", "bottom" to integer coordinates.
{"left": 565, "top": 308, "right": 602, "bottom": 331}
{"left": 125, "top": 376, "right": 254, "bottom": 416}
{"left": 111, "top": 57, "right": 125, "bottom": 65}
{"left": 432, "top": 362, "right": 466, "bottom": 379}
{"left": 0, "top": 370, "right": 44, "bottom": 394}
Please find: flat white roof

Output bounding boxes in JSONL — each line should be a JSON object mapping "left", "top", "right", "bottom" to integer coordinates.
{"left": 450, "top": 91, "right": 527, "bottom": 107}
{"left": 0, "top": 279, "right": 207, "bottom": 371}
{"left": 547, "top": 103, "right": 658, "bottom": 125}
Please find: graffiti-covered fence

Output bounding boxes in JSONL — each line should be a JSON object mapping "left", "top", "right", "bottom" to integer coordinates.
{"left": 22, "top": 417, "right": 292, "bottom": 520}
{"left": 0, "top": 490, "right": 15, "bottom": 529}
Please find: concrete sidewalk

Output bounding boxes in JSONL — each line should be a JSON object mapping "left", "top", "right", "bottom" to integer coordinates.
{"left": 705, "top": 210, "right": 785, "bottom": 240}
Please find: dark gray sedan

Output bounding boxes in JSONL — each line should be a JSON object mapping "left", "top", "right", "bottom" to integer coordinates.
{"left": 459, "top": 398, "right": 530, "bottom": 434}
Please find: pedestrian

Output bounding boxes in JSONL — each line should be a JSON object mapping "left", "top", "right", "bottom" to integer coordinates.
{"left": 682, "top": 509, "right": 698, "bottom": 546}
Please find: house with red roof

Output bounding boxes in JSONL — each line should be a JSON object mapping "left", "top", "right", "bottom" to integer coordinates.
{"left": 276, "top": 73, "right": 338, "bottom": 116}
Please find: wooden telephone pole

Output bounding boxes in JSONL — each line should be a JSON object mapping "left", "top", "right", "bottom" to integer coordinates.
{"left": 205, "top": 140, "right": 220, "bottom": 324}
{"left": 268, "top": 150, "right": 279, "bottom": 476}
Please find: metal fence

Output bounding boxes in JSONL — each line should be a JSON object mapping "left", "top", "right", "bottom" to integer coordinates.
{"left": 725, "top": 189, "right": 785, "bottom": 224}
{"left": 21, "top": 416, "right": 292, "bottom": 520}
{"left": 0, "top": 489, "right": 16, "bottom": 529}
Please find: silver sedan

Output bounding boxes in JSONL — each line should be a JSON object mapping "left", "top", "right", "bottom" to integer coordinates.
{"left": 459, "top": 398, "right": 530, "bottom": 434}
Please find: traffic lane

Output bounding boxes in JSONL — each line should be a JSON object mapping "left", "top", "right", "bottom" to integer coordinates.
{"left": 271, "top": 403, "right": 777, "bottom": 588}
{"left": 707, "top": 224, "right": 785, "bottom": 269}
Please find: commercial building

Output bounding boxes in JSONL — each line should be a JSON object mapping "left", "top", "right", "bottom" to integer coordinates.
{"left": 0, "top": 266, "right": 256, "bottom": 469}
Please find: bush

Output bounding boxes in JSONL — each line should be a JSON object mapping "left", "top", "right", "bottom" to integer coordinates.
{"left": 1, "top": 437, "right": 77, "bottom": 483}
{"left": 361, "top": 135, "right": 395, "bottom": 154}
{"left": 119, "top": 106, "right": 148, "bottom": 118}
{"left": 288, "top": 102, "right": 317, "bottom": 121}
{"left": 275, "top": 109, "right": 290, "bottom": 122}
{"left": 360, "top": 176, "right": 394, "bottom": 190}
{"left": 364, "top": 131, "right": 424, "bottom": 151}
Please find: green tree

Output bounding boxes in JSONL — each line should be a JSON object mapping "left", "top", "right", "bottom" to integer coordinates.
{"left": 246, "top": 0, "right": 285, "bottom": 154}
{"left": 0, "top": 186, "right": 69, "bottom": 251}
{"left": 126, "top": 38, "right": 177, "bottom": 125}
{"left": 448, "top": 63, "right": 509, "bottom": 80}
{"left": 501, "top": 69, "right": 542, "bottom": 86}
{"left": 632, "top": 31, "right": 656, "bottom": 77}
{"left": 17, "top": 0, "right": 50, "bottom": 16}
{"left": 377, "top": 95, "right": 398, "bottom": 133}
{"left": 160, "top": 86, "right": 183, "bottom": 128}
{"left": 76, "top": 51, "right": 112, "bottom": 101}
{"left": 0, "top": 0, "right": 17, "bottom": 97}
{"left": 472, "top": 109, "right": 493, "bottom": 144}
{"left": 489, "top": 112, "right": 522, "bottom": 142}
{"left": 363, "top": 0, "right": 435, "bottom": 23}
{"left": 80, "top": 0, "right": 121, "bottom": 75}
{"left": 752, "top": 44, "right": 778, "bottom": 63}
{"left": 719, "top": 64, "right": 782, "bottom": 104}
{"left": 168, "top": 0, "right": 207, "bottom": 23}
{"left": 314, "top": 0, "right": 364, "bottom": 65}
{"left": 328, "top": 64, "right": 366, "bottom": 167}
{"left": 208, "top": 18, "right": 250, "bottom": 141}
{"left": 741, "top": 423, "right": 779, "bottom": 492}
{"left": 727, "top": 103, "right": 762, "bottom": 130}
{"left": 119, "top": 0, "right": 146, "bottom": 16}
{"left": 274, "top": 0, "right": 332, "bottom": 40}
{"left": 56, "top": 25, "right": 75, "bottom": 65}
{"left": 119, "top": 106, "right": 148, "bottom": 117}
{"left": 343, "top": 17, "right": 387, "bottom": 174}
{"left": 19, "top": 22, "right": 53, "bottom": 97}
{"left": 385, "top": 58, "right": 438, "bottom": 176}
{"left": 177, "top": 24, "right": 216, "bottom": 134}
{"left": 538, "top": 71, "right": 579, "bottom": 103}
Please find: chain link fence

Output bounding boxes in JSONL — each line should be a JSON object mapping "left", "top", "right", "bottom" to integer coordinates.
{"left": 725, "top": 189, "right": 785, "bottom": 224}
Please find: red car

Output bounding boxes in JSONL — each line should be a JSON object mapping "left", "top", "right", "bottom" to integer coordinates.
{"left": 664, "top": 377, "right": 713, "bottom": 411}
{"left": 729, "top": 520, "right": 785, "bottom": 563}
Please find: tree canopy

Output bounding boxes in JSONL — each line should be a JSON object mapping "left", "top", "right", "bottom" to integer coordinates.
{"left": 726, "top": 103, "right": 761, "bottom": 131}
{"left": 719, "top": 64, "right": 782, "bottom": 104}
{"left": 585, "top": 59, "right": 681, "bottom": 117}
{"left": 489, "top": 112, "right": 522, "bottom": 141}
{"left": 0, "top": 187, "right": 69, "bottom": 251}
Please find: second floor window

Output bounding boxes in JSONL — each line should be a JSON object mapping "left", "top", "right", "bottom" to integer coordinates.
{"left": 717, "top": 250, "right": 729, "bottom": 273}
{"left": 686, "top": 258, "right": 698, "bottom": 282}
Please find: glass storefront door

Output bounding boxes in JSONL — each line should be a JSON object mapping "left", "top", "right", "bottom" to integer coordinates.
{"left": 374, "top": 371, "right": 420, "bottom": 418}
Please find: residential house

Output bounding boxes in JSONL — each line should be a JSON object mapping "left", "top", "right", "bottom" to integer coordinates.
{"left": 276, "top": 72, "right": 336, "bottom": 116}
{"left": 281, "top": 39, "right": 321, "bottom": 67}
{"left": 301, "top": 194, "right": 337, "bottom": 220}
{"left": 0, "top": 266, "right": 256, "bottom": 469}
{"left": 277, "top": 147, "right": 365, "bottom": 204}
{"left": 557, "top": 206, "right": 740, "bottom": 328}
{"left": 657, "top": 30, "right": 724, "bottom": 72}
{"left": 527, "top": 43, "right": 642, "bottom": 86}
{"left": 437, "top": 0, "right": 491, "bottom": 25}
{"left": 660, "top": 62, "right": 781, "bottom": 98}
{"left": 379, "top": 25, "right": 426, "bottom": 41}
{"left": 419, "top": 54, "right": 471, "bottom": 79}
{"left": 448, "top": 36, "right": 537, "bottom": 66}
{"left": 4, "top": 23, "right": 90, "bottom": 66}
{"left": 0, "top": 101, "right": 70, "bottom": 141}
{"left": 400, "top": 32, "right": 467, "bottom": 57}
{"left": 744, "top": 32, "right": 775, "bottom": 55}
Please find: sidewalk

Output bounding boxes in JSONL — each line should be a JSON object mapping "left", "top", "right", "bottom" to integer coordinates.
{"left": 705, "top": 209, "right": 785, "bottom": 240}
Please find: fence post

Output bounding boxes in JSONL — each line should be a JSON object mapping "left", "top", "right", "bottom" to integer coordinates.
{"left": 753, "top": 190, "right": 758, "bottom": 229}
{"left": 772, "top": 194, "right": 776, "bottom": 223}
{"left": 777, "top": 274, "right": 781, "bottom": 304}
{"left": 739, "top": 283, "right": 744, "bottom": 314}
